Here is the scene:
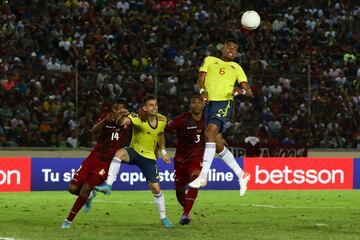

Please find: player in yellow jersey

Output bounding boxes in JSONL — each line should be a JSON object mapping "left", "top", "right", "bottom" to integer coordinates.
{"left": 189, "top": 38, "right": 253, "bottom": 197}
{"left": 95, "top": 95, "right": 174, "bottom": 228}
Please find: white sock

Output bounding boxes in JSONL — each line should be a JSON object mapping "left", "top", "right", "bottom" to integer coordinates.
{"left": 105, "top": 157, "right": 121, "bottom": 185}
{"left": 199, "top": 142, "right": 216, "bottom": 179}
{"left": 218, "top": 147, "right": 244, "bottom": 179}
{"left": 153, "top": 191, "right": 166, "bottom": 219}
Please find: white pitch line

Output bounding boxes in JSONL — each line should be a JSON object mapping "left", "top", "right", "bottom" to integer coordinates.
{"left": 94, "top": 200, "right": 360, "bottom": 210}
{"left": 250, "top": 204, "right": 360, "bottom": 210}
{"left": 251, "top": 204, "right": 278, "bottom": 208}
{"left": 95, "top": 200, "right": 156, "bottom": 204}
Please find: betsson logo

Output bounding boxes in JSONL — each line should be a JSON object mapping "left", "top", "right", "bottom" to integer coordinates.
{"left": 255, "top": 165, "right": 344, "bottom": 185}
{"left": 0, "top": 157, "right": 31, "bottom": 192}
{"left": 0, "top": 170, "right": 21, "bottom": 185}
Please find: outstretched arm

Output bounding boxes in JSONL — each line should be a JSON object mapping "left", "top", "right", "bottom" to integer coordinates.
{"left": 114, "top": 109, "right": 132, "bottom": 126}
{"left": 158, "top": 132, "right": 171, "bottom": 164}
{"left": 197, "top": 71, "right": 208, "bottom": 103}
{"left": 197, "top": 71, "right": 207, "bottom": 90}
{"left": 239, "top": 82, "right": 254, "bottom": 97}
{"left": 91, "top": 113, "right": 113, "bottom": 139}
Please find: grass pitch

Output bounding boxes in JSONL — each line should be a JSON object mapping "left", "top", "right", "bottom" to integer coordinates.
{"left": 0, "top": 190, "right": 359, "bottom": 240}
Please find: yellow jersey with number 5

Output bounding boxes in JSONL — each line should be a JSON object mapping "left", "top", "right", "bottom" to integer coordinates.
{"left": 199, "top": 56, "right": 247, "bottom": 101}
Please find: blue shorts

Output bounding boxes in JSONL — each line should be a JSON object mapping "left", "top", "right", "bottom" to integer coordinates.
{"left": 204, "top": 100, "right": 233, "bottom": 132}
{"left": 125, "top": 147, "right": 159, "bottom": 183}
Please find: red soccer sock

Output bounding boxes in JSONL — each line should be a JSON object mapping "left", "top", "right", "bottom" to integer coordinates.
{"left": 183, "top": 187, "right": 199, "bottom": 215}
{"left": 176, "top": 189, "right": 186, "bottom": 207}
{"left": 66, "top": 196, "right": 88, "bottom": 222}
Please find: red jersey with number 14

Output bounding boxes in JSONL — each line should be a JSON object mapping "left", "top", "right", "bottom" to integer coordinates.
{"left": 91, "top": 113, "right": 132, "bottom": 162}
{"left": 166, "top": 112, "right": 205, "bottom": 163}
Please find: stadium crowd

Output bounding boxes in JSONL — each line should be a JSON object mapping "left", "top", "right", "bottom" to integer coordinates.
{"left": 0, "top": 0, "right": 359, "bottom": 149}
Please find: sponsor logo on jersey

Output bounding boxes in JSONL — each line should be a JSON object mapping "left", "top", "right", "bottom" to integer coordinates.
{"left": 98, "top": 169, "right": 106, "bottom": 176}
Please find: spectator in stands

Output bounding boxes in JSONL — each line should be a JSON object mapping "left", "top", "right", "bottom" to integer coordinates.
{"left": 244, "top": 127, "right": 260, "bottom": 157}
{"left": 0, "top": 0, "right": 359, "bottom": 149}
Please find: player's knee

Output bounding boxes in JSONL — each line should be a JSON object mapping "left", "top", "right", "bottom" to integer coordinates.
{"left": 114, "top": 149, "right": 122, "bottom": 158}
{"left": 79, "top": 184, "right": 91, "bottom": 197}
{"left": 149, "top": 183, "right": 161, "bottom": 194}
{"left": 205, "top": 130, "right": 215, "bottom": 142}
{"left": 215, "top": 135, "right": 225, "bottom": 153}
{"left": 205, "top": 126, "right": 218, "bottom": 141}
{"left": 68, "top": 185, "right": 79, "bottom": 195}
{"left": 114, "top": 148, "right": 128, "bottom": 160}
{"left": 190, "top": 172, "right": 200, "bottom": 181}
{"left": 216, "top": 144, "right": 224, "bottom": 153}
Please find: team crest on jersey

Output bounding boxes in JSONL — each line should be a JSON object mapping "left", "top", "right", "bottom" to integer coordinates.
{"left": 231, "top": 65, "right": 235, "bottom": 69}
{"left": 98, "top": 169, "right": 106, "bottom": 176}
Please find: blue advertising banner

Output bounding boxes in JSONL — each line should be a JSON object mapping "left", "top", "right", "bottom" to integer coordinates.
{"left": 31, "top": 157, "right": 244, "bottom": 191}
{"left": 353, "top": 158, "right": 360, "bottom": 189}
{"left": 31, "top": 158, "right": 83, "bottom": 191}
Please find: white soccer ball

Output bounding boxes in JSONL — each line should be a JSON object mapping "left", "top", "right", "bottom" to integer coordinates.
{"left": 241, "top": 10, "right": 261, "bottom": 30}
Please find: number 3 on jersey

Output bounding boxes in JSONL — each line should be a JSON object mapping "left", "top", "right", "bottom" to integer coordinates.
{"left": 111, "top": 132, "right": 119, "bottom": 140}
{"left": 195, "top": 134, "right": 201, "bottom": 143}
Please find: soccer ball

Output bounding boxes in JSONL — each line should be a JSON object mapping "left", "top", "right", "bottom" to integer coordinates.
{"left": 241, "top": 10, "right": 261, "bottom": 30}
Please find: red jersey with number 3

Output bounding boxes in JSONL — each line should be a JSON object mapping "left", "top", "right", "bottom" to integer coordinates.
{"left": 91, "top": 113, "right": 132, "bottom": 162}
{"left": 166, "top": 112, "right": 205, "bottom": 163}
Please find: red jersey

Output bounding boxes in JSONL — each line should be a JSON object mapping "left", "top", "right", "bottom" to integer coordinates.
{"left": 166, "top": 112, "right": 205, "bottom": 163}
{"left": 91, "top": 113, "right": 132, "bottom": 162}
